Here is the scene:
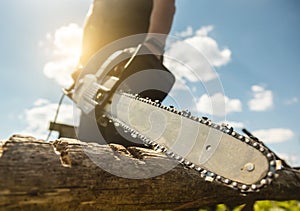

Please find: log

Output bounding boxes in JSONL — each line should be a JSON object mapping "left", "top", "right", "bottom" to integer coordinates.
{"left": 0, "top": 135, "right": 299, "bottom": 210}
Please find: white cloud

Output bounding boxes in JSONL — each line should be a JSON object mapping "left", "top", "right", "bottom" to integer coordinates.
{"left": 277, "top": 153, "right": 300, "bottom": 166}
{"left": 18, "top": 99, "right": 76, "bottom": 140}
{"left": 170, "top": 77, "right": 189, "bottom": 90}
{"left": 175, "top": 26, "right": 193, "bottom": 37}
{"left": 221, "top": 121, "right": 245, "bottom": 129}
{"left": 252, "top": 128, "right": 294, "bottom": 144}
{"left": 186, "top": 35, "right": 231, "bottom": 67}
{"left": 196, "top": 93, "right": 242, "bottom": 116}
{"left": 248, "top": 85, "right": 273, "bottom": 111}
{"left": 33, "top": 99, "right": 50, "bottom": 106}
{"left": 284, "top": 97, "right": 298, "bottom": 105}
{"left": 164, "top": 25, "right": 231, "bottom": 83}
{"left": 41, "top": 23, "right": 83, "bottom": 88}
{"left": 196, "top": 25, "right": 214, "bottom": 37}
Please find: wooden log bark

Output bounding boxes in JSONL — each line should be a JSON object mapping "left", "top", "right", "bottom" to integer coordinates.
{"left": 0, "top": 135, "right": 299, "bottom": 210}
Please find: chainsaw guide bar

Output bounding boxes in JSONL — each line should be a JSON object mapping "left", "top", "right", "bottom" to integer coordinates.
{"left": 102, "top": 92, "right": 283, "bottom": 193}
{"left": 69, "top": 44, "right": 284, "bottom": 193}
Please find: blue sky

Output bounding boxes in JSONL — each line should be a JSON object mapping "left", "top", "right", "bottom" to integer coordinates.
{"left": 0, "top": 0, "right": 299, "bottom": 165}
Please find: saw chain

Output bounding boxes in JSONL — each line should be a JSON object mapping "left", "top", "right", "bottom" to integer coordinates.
{"left": 102, "top": 92, "right": 283, "bottom": 193}
{"left": 67, "top": 45, "right": 284, "bottom": 194}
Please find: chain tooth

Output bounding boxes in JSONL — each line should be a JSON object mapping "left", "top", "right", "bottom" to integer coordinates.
{"left": 200, "top": 171, "right": 207, "bottom": 178}
{"left": 143, "top": 138, "right": 150, "bottom": 145}
{"left": 200, "top": 170, "right": 208, "bottom": 178}
{"left": 259, "top": 146, "right": 265, "bottom": 152}
{"left": 260, "top": 179, "right": 267, "bottom": 185}
{"left": 130, "top": 133, "right": 137, "bottom": 139}
{"left": 184, "top": 160, "right": 191, "bottom": 166}
{"left": 267, "top": 172, "right": 274, "bottom": 178}
{"left": 213, "top": 124, "right": 220, "bottom": 130}
{"left": 169, "top": 153, "right": 175, "bottom": 159}
{"left": 153, "top": 145, "right": 160, "bottom": 151}
{"left": 270, "top": 160, "right": 276, "bottom": 167}
{"left": 157, "top": 145, "right": 165, "bottom": 152}
{"left": 174, "top": 155, "right": 184, "bottom": 163}
{"left": 232, "top": 182, "right": 238, "bottom": 188}
{"left": 191, "top": 116, "right": 197, "bottom": 121}
{"left": 216, "top": 175, "right": 222, "bottom": 181}
{"left": 148, "top": 140, "right": 154, "bottom": 145}
{"left": 195, "top": 166, "right": 202, "bottom": 172}
{"left": 251, "top": 184, "right": 258, "bottom": 191}
{"left": 252, "top": 142, "right": 259, "bottom": 148}
{"left": 205, "top": 172, "right": 215, "bottom": 182}
{"left": 165, "top": 150, "right": 173, "bottom": 156}
{"left": 188, "top": 163, "right": 195, "bottom": 169}
{"left": 193, "top": 117, "right": 199, "bottom": 122}
{"left": 202, "top": 116, "right": 208, "bottom": 121}
{"left": 224, "top": 178, "right": 231, "bottom": 185}
{"left": 152, "top": 143, "right": 159, "bottom": 148}
{"left": 267, "top": 178, "right": 273, "bottom": 184}
{"left": 238, "top": 135, "right": 245, "bottom": 141}
{"left": 160, "top": 146, "right": 167, "bottom": 152}
{"left": 182, "top": 109, "right": 191, "bottom": 118}
{"left": 241, "top": 185, "right": 248, "bottom": 190}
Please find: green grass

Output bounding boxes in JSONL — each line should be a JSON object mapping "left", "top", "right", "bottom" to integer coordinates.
{"left": 254, "top": 201, "right": 300, "bottom": 211}
{"left": 197, "top": 200, "right": 300, "bottom": 211}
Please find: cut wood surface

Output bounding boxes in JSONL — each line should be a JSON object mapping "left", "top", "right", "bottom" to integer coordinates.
{"left": 0, "top": 135, "right": 300, "bottom": 210}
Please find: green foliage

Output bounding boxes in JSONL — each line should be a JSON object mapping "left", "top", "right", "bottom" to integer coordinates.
{"left": 196, "top": 200, "right": 300, "bottom": 211}
{"left": 254, "top": 200, "right": 300, "bottom": 211}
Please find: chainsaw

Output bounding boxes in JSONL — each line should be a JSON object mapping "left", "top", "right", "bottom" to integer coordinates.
{"left": 64, "top": 43, "right": 284, "bottom": 193}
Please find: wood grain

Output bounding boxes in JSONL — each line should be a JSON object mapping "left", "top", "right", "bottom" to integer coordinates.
{"left": 0, "top": 135, "right": 299, "bottom": 210}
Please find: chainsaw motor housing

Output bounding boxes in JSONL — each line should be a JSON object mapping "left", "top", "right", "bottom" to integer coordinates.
{"left": 73, "top": 44, "right": 175, "bottom": 146}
